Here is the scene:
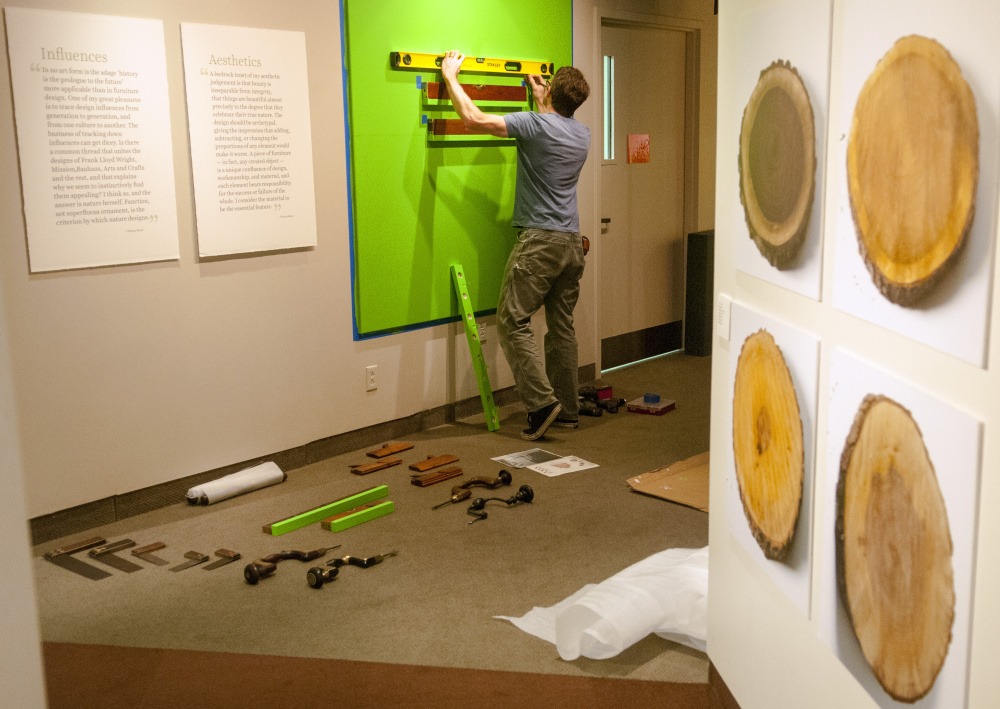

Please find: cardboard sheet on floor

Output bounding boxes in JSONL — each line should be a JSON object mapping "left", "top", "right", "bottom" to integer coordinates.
{"left": 627, "top": 452, "right": 709, "bottom": 512}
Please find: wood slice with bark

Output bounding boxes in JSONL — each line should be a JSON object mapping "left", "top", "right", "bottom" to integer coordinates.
{"left": 848, "top": 35, "right": 978, "bottom": 306}
{"left": 836, "top": 394, "right": 954, "bottom": 703}
{"left": 738, "top": 60, "right": 816, "bottom": 269}
{"left": 732, "top": 330, "right": 804, "bottom": 560}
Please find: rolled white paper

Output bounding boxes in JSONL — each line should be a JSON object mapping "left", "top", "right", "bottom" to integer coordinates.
{"left": 186, "top": 461, "right": 286, "bottom": 505}
{"left": 495, "top": 546, "right": 708, "bottom": 658}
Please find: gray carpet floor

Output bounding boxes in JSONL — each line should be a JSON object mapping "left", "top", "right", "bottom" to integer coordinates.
{"left": 31, "top": 352, "right": 711, "bottom": 683}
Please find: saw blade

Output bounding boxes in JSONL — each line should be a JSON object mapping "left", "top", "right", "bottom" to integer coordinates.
{"left": 46, "top": 554, "right": 112, "bottom": 580}
{"left": 90, "top": 552, "right": 143, "bottom": 573}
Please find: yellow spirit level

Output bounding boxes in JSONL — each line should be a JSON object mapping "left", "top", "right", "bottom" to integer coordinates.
{"left": 391, "top": 51, "right": 554, "bottom": 77}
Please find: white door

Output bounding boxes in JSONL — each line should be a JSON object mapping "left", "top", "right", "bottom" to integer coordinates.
{"left": 600, "top": 22, "right": 688, "bottom": 367}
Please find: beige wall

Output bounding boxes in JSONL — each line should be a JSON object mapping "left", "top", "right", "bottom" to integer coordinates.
{"left": 709, "top": 1, "right": 1000, "bottom": 707}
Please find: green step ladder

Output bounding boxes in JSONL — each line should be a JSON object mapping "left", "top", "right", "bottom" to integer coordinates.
{"left": 450, "top": 263, "right": 500, "bottom": 432}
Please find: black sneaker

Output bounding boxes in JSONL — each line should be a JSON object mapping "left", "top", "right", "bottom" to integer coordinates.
{"left": 553, "top": 416, "right": 579, "bottom": 429}
{"left": 521, "top": 402, "right": 562, "bottom": 440}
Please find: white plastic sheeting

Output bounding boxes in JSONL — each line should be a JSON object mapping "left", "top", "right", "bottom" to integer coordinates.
{"left": 185, "top": 461, "right": 285, "bottom": 505}
{"left": 496, "top": 546, "right": 708, "bottom": 659}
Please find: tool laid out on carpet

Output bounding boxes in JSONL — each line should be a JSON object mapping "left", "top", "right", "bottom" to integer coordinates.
{"left": 411, "top": 466, "right": 463, "bottom": 487}
{"left": 409, "top": 453, "right": 459, "bottom": 473}
{"left": 202, "top": 548, "right": 242, "bottom": 570}
{"left": 367, "top": 442, "right": 414, "bottom": 458}
{"left": 626, "top": 393, "right": 676, "bottom": 415}
{"left": 43, "top": 536, "right": 112, "bottom": 580}
{"left": 131, "top": 542, "right": 169, "bottom": 566}
{"left": 321, "top": 498, "right": 394, "bottom": 532}
{"left": 170, "top": 551, "right": 210, "bottom": 572}
{"left": 306, "top": 550, "right": 399, "bottom": 589}
{"left": 579, "top": 385, "right": 626, "bottom": 414}
{"left": 186, "top": 461, "right": 286, "bottom": 505}
{"left": 244, "top": 545, "right": 341, "bottom": 585}
{"left": 88, "top": 539, "right": 143, "bottom": 573}
{"left": 467, "top": 485, "right": 535, "bottom": 524}
{"left": 350, "top": 457, "right": 402, "bottom": 475}
{"left": 263, "top": 485, "right": 389, "bottom": 535}
{"left": 432, "top": 470, "right": 513, "bottom": 509}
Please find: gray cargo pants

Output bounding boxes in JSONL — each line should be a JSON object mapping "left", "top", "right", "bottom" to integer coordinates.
{"left": 496, "top": 228, "right": 586, "bottom": 417}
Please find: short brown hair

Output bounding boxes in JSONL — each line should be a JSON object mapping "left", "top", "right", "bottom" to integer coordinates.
{"left": 550, "top": 66, "right": 590, "bottom": 117}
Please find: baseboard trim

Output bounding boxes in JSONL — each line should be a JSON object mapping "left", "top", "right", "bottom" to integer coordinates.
{"left": 709, "top": 661, "right": 741, "bottom": 709}
{"left": 29, "top": 362, "right": 597, "bottom": 546}
{"left": 602, "top": 321, "right": 683, "bottom": 370}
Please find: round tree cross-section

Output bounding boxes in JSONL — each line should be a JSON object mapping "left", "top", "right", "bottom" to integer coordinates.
{"left": 738, "top": 60, "right": 817, "bottom": 269}
{"left": 732, "top": 329, "right": 804, "bottom": 560}
{"left": 836, "top": 394, "right": 954, "bottom": 703}
{"left": 847, "top": 35, "right": 978, "bottom": 306}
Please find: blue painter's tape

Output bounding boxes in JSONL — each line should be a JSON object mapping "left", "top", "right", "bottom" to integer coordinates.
{"left": 417, "top": 75, "right": 422, "bottom": 89}
{"left": 421, "top": 114, "right": 427, "bottom": 125}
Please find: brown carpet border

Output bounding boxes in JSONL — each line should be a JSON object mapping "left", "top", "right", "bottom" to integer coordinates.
{"left": 709, "top": 661, "right": 741, "bottom": 709}
{"left": 44, "top": 642, "right": 716, "bottom": 709}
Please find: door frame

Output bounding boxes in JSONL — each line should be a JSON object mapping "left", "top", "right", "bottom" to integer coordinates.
{"left": 590, "top": 6, "right": 705, "bottom": 375}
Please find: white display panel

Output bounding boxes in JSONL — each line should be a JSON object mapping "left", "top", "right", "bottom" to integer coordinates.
{"left": 832, "top": 0, "right": 999, "bottom": 366}
{"left": 725, "top": 301, "right": 819, "bottom": 618}
{"left": 730, "top": 0, "right": 831, "bottom": 300}
{"left": 5, "top": 7, "right": 179, "bottom": 272}
{"left": 818, "top": 348, "right": 982, "bottom": 708}
{"left": 180, "top": 23, "right": 317, "bottom": 257}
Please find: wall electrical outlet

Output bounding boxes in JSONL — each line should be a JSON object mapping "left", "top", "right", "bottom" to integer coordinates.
{"left": 477, "top": 323, "right": 486, "bottom": 342}
{"left": 365, "top": 365, "right": 378, "bottom": 391}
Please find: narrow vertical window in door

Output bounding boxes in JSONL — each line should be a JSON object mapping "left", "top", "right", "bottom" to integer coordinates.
{"left": 603, "top": 54, "right": 615, "bottom": 161}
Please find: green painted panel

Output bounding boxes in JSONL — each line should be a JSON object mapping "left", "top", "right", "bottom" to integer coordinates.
{"left": 343, "top": 0, "right": 572, "bottom": 336}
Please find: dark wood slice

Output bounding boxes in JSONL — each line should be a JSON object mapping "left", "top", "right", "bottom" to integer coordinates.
{"left": 847, "top": 35, "right": 978, "bottom": 305}
{"left": 738, "top": 60, "right": 816, "bottom": 269}
{"left": 836, "top": 394, "right": 954, "bottom": 702}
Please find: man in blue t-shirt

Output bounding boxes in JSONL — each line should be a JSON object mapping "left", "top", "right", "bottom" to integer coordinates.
{"left": 441, "top": 51, "right": 590, "bottom": 440}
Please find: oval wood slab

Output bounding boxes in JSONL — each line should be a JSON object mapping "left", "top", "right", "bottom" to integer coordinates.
{"left": 739, "top": 60, "right": 816, "bottom": 269}
{"left": 732, "top": 330, "right": 804, "bottom": 560}
{"left": 836, "top": 394, "right": 954, "bottom": 702}
{"left": 848, "top": 35, "right": 978, "bottom": 306}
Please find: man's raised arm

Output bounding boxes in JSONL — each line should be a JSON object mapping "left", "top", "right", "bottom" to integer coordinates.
{"left": 439, "top": 51, "right": 508, "bottom": 138}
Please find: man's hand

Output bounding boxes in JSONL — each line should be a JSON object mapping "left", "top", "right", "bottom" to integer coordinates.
{"left": 440, "top": 50, "right": 508, "bottom": 138}
{"left": 441, "top": 50, "right": 464, "bottom": 82}
{"left": 526, "top": 74, "right": 552, "bottom": 113}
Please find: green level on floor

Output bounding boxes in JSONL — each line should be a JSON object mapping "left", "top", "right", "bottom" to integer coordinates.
{"left": 322, "top": 499, "right": 394, "bottom": 532}
{"left": 451, "top": 263, "right": 500, "bottom": 432}
{"left": 263, "top": 485, "right": 389, "bottom": 536}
